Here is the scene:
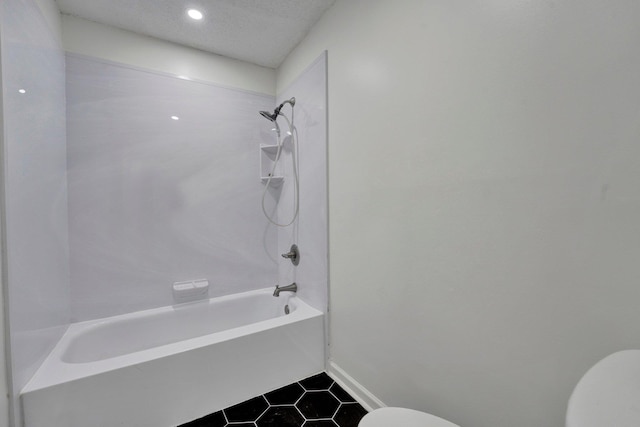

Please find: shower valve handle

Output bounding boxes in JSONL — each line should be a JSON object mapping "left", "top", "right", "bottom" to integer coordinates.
{"left": 281, "top": 244, "right": 300, "bottom": 266}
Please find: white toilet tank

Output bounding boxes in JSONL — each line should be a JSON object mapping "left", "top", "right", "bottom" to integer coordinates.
{"left": 566, "top": 350, "right": 640, "bottom": 427}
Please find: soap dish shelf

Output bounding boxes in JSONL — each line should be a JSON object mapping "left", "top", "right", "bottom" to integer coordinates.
{"left": 261, "top": 176, "right": 284, "bottom": 185}
{"left": 260, "top": 144, "right": 284, "bottom": 185}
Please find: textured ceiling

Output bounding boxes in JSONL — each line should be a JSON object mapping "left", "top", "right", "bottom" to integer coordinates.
{"left": 55, "top": 0, "right": 336, "bottom": 68}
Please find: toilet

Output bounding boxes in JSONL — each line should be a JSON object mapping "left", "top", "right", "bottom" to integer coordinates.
{"left": 359, "top": 349, "right": 640, "bottom": 427}
{"left": 359, "top": 407, "right": 459, "bottom": 427}
{"left": 565, "top": 349, "right": 640, "bottom": 427}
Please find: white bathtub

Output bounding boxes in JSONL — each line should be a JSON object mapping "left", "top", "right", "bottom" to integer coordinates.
{"left": 21, "top": 288, "right": 325, "bottom": 427}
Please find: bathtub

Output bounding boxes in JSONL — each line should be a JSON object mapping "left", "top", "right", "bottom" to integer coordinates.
{"left": 21, "top": 288, "right": 325, "bottom": 427}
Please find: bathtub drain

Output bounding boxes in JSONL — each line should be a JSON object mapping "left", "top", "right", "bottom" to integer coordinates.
{"left": 284, "top": 305, "right": 290, "bottom": 315}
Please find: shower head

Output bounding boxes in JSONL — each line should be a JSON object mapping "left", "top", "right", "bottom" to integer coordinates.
{"left": 259, "top": 97, "right": 296, "bottom": 122}
{"left": 260, "top": 110, "right": 277, "bottom": 122}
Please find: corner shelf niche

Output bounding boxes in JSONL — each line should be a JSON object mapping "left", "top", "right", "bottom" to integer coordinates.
{"left": 260, "top": 144, "right": 284, "bottom": 185}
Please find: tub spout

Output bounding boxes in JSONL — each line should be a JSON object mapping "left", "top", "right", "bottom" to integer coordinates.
{"left": 273, "top": 282, "right": 297, "bottom": 297}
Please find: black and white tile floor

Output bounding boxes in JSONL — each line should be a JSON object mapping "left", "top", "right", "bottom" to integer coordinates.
{"left": 179, "top": 372, "right": 368, "bottom": 427}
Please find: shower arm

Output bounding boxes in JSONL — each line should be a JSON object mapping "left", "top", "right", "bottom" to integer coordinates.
{"left": 274, "top": 97, "right": 296, "bottom": 118}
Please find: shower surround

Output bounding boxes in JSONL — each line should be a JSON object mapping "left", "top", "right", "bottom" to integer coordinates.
{"left": 64, "top": 52, "right": 327, "bottom": 320}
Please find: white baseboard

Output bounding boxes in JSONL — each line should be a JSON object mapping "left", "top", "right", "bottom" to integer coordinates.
{"left": 326, "top": 360, "right": 386, "bottom": 412}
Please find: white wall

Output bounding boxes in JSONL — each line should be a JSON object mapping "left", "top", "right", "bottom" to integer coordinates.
{"left": 276, "top": 52, "right": 328, "bottom": 313}
{"left": 66, "top": 54, "right": 277, "bottom": 321}
{"left": 0, "top": 228, "right": 9, "bottom": 427}
{"left": 1, "top": 0, "right": 70, "bottom": 425}
{"left": 62, "top": 15, "right": 276, "bottom": 96}
{"left": 278, "top": 1, "right": 640, "bottom": 427}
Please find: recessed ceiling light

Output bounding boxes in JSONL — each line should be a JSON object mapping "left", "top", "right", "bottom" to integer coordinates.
{"left": 18, "top": 89, "right": 26, "bottom": 94}
{"left": 187, "top": 9, "right": 203, "bottom": 20}
{"left": 171, "top": 116, "right": 180, "bottom": 121}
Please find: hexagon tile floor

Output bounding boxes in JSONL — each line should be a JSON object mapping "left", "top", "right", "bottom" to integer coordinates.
{"left": 178, "top": 372, "right": 368, "bottom": 427}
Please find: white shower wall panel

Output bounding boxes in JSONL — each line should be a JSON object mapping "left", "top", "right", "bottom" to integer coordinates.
{"left": 1, "top": 0, "right": 70, "bottom": 422}
{"left": 66, "top": 55, "right": 277, "bottom": 321}
{"left": 276, "top": 53, "right": 328, "bottom": 312}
